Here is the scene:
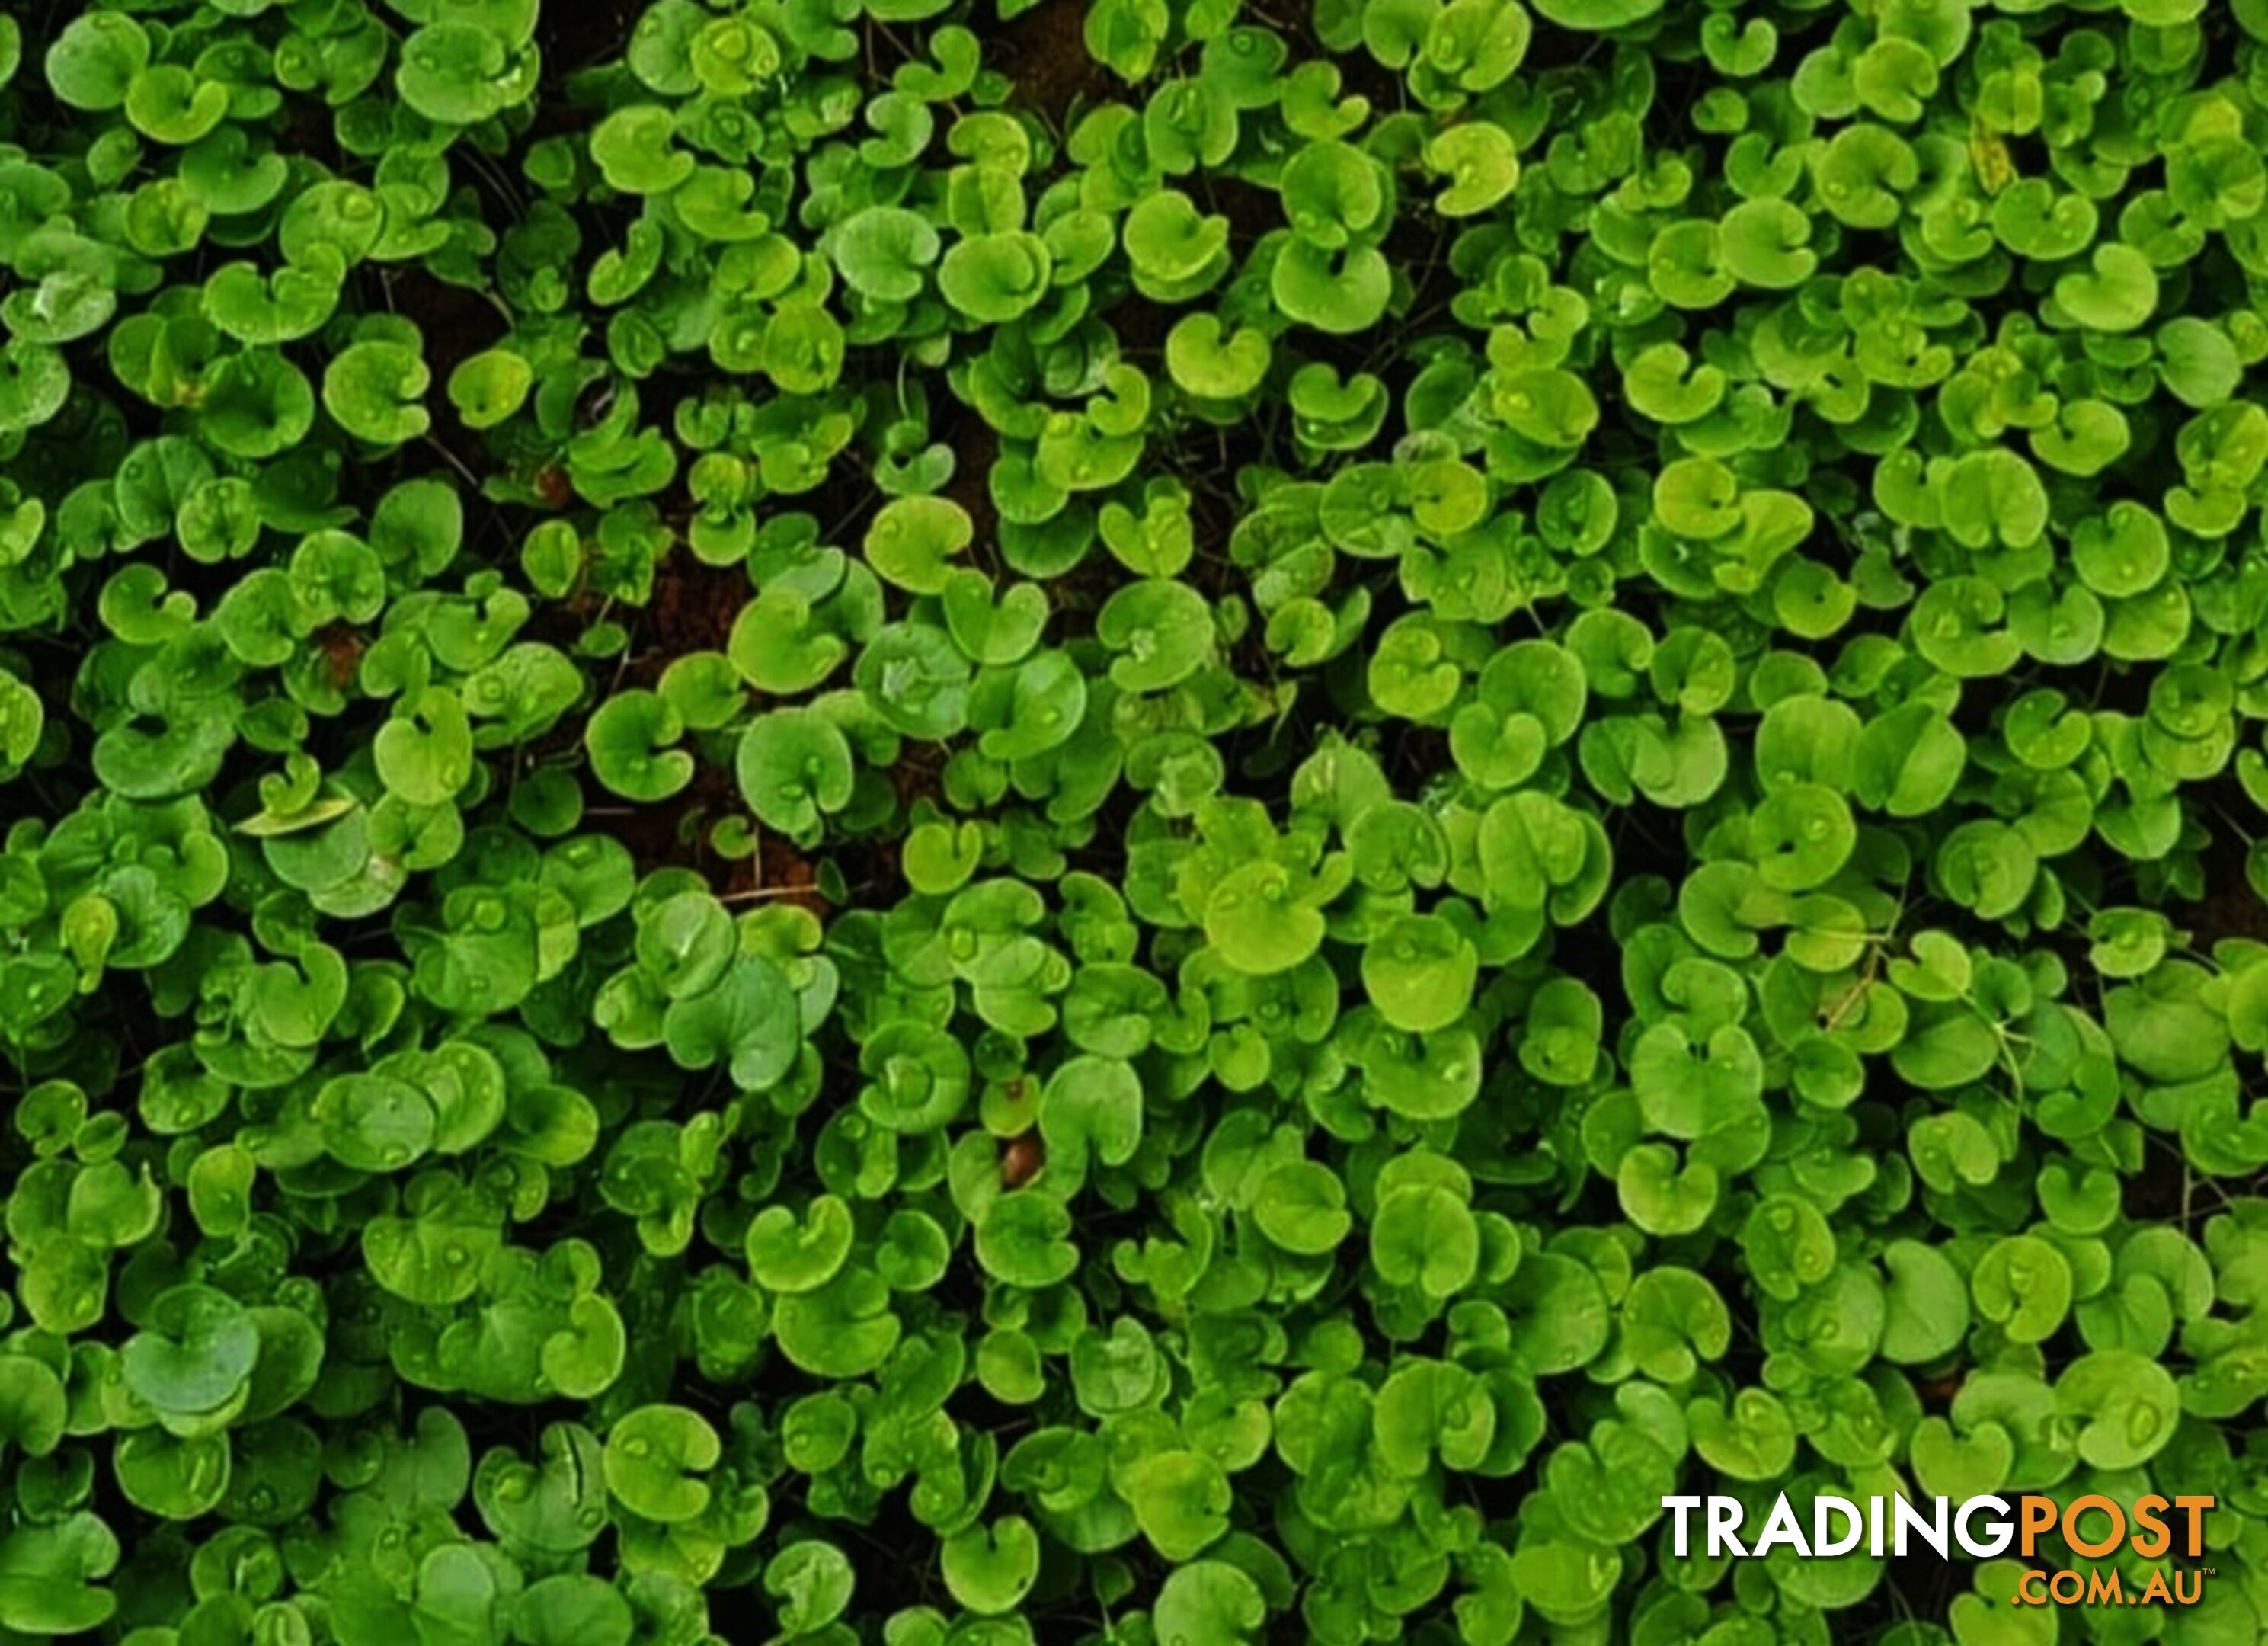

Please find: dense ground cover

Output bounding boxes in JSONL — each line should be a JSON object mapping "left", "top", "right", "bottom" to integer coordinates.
{"left": 1, "top": 0, "right": 2266, "bottom": 1641}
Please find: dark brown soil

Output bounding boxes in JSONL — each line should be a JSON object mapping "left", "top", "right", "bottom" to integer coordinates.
{"left": 1104, "top": 293, "right": 1178, "bottom": 364}
{"left": 757, "top": 830, "right": 830, "bottom": 918}
{"left": 888, "top": 740, "right": 950, "bottom": 809}
{"left": 992, "top": 0, "right": 1116, "bottom": 130}
{"left": 538, "top": 0, "right": 645, "bottom": 82}
{"left": 2180, "top": 780, "right": 2268, "bottom": 953}
{"left": 384, "top": 267, "right": 499, "bottom": 402}
{"left": 1206, "top": 175, "right": 1282, "bottom": 246}
{"left": 2183, "top": 879, "right": 2268, "bottom": 954}
{"left": 639, "top": 552, "right": 749, "bottom": 666}
{"left": 2123, "top": 1145, "right": 2192, "bottom": 1225}
{"left": 1914, "top": 1368, "right": 1964, "bottom": 1409}
{"left": 935, "top": 412, "right": 1001, "bottom": 567}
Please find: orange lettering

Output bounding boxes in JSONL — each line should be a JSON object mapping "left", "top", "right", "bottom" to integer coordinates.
{"left": 2062, "top": 1495, "right": 2124, "bottom": 1559}
{"left": 2019, "top": 1495, "right": 2058, "bottom": 1558}
{"left": 2131, "top": 1495, "right": 2170, "bottom": 1558}
{"left": 2172, "top": 1495, "right": 2214, "bottom": 1558}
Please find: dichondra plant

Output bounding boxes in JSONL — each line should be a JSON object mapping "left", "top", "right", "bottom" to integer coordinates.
{"left": 0, "top": 0, "right": 2266, "bottom": 1644}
